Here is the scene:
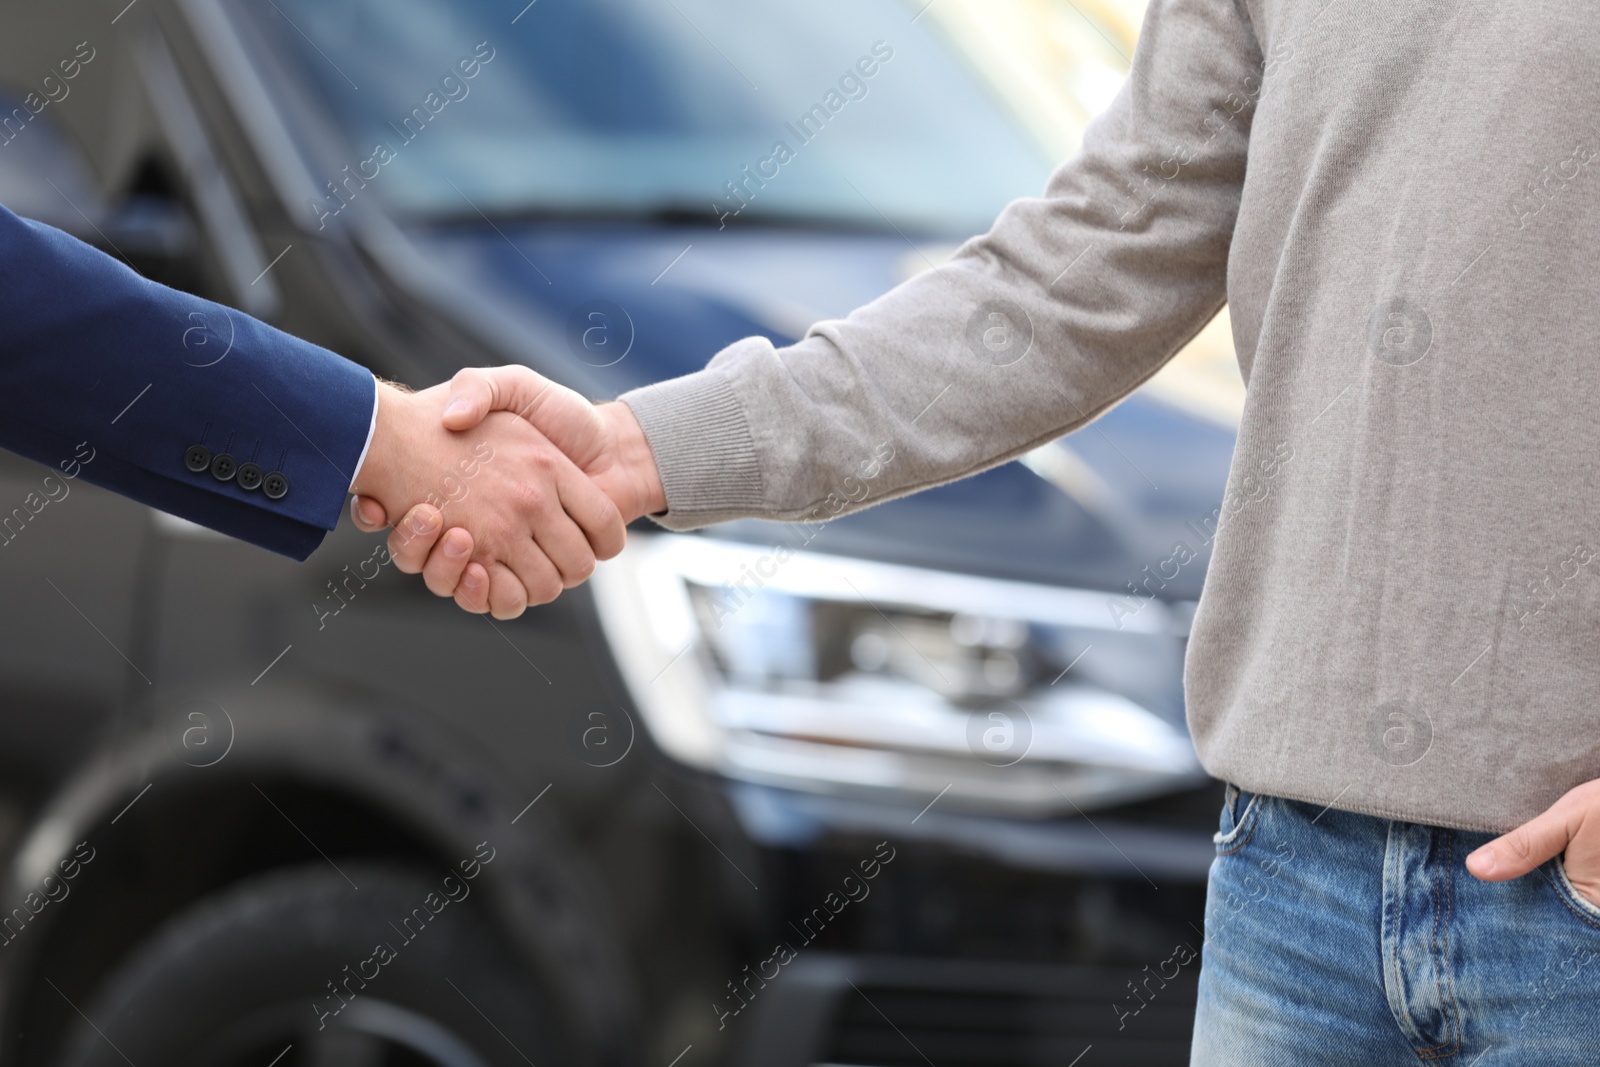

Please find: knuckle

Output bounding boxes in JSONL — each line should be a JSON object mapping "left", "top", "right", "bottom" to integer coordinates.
{"left": 526, "top": 444, "right": 558, "bottom": 471}
{"left": 522, "top": 559, "right": 562, "bottom": 604}
{"left": 516, "top": 481, "right": 548, "bottom": 512}
{"left": 482, "top": 519, "right": 517, "bottom": 551}
{"left": 492, "top": 572, "right": 529, "bottom": 613}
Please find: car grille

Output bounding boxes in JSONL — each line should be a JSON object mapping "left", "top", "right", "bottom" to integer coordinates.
{"left": 815, "top": 961, "right": 1198, "bottom": 1067}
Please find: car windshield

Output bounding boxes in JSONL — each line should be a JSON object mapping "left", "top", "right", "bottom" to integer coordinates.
{"left": 235, "top": 0, "right": 1056, "bottom": 233}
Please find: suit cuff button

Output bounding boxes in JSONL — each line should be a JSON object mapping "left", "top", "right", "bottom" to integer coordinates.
{"left": 236, "top": 462, "right": 264, "bottom": 491}
{"left": 210, "top": 453, "right": 238, "bottom": 482}
{"left": 262, "top": 471, "right": 290, "bottom": 500}
{"left": 184, "top": 445, "right": 212, "bottom": 473}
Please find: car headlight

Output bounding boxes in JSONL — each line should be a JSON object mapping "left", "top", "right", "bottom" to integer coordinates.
{"left": 589, "top": 533, "right": 1204, "bottom": 815}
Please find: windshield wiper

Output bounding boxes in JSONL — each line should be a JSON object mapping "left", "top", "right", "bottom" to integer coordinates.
{"left": 416, "top": 201, "right": 918, "bottom": 235}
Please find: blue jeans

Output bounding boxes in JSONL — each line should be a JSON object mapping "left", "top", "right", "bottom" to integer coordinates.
{"left": 1191, "top": 786, "right": 1600, "bottom": 1065}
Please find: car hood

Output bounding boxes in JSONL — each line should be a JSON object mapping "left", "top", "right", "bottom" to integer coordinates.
{"left": 402, "top": 222, "right": 1236, "bottom": 598}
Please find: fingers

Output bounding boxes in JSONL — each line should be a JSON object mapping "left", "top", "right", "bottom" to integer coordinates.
{"left": 387, "top": 504, "right": 445, "bottom": 573}
{"left": 381, "top": 475, "right": 607, "bottom": 614}
{"left": 424, "top": 473, "right": 612, "bottom": 618}
{"left": 422, "top": 527, "right": 475, "bottom": 598}
{"left": 486, "top": 562, "right": 532, "bottom": 620}
{"left": 506, "top": 452, "right": 622, "bottom": 586}
{"left": 453, "top": 562, "right": 491, "bottom": 614}
{"left": 407, "top": 519, "right": 560, "bottom": 616}
{"left": 1467, "top": 804, "right": 1576, "bottom": 881}
{"left": 395, "top": 395, "right": 620, "bottom": 616}
{"left": 453, "top": 531, "right": 562, "bottom": 621}
{"left": 500, "top": 525, "right": 565, "bottom": 607}
{"left": 442, "top": 365, "right": 556, "bottom": 431}
{"left": 530, "top": 505, "right": 599, "bottom": 590}
{"left": 351, "top": 499, "right": 495, "bottom": 615}
{"left": 521, "top": 464, "right": 612, "bottom": 585}
{"left": 556, "top": 458, "right": 628, "bottom": 562}
{"left": 350, "top": 495, "right": 390, "bottom": 532}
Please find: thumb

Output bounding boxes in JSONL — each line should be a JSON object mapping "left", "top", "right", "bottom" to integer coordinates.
{"left": 350, "top": 494, "right": 391, "bottom": 532}
{"left": 1467, "top": 807, "right": 1574, "bottom": 881}
{"left": 441, "top": 365, "right": 557, "bottom": 430}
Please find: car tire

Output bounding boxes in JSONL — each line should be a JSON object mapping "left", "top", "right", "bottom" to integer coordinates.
{"left": 55, "top": 863, "right": 565, "bottom": 1067}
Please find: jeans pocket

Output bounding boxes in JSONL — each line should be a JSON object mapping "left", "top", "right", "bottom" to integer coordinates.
{"left": 1548, "top": 855, "right": 1600, "bottom": 930}
{"left": 1214, "top": 783, "right": 1262, "bottom": 854}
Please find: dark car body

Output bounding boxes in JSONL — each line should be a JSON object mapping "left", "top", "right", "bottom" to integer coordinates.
{"left": 0, "top": 2, "right": 1234, "bottom": 1064}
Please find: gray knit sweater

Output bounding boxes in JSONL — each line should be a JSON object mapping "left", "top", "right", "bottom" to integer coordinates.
{"left": 620, "top": 0, "right": 1600, "bottom": 833}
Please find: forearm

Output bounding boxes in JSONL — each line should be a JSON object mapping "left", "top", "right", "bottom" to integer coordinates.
{"left": 0, "top": 203, "right": 374, "bottom": 559}
{"left": 621, "top": 0, "right": 1261, "bottom": 530}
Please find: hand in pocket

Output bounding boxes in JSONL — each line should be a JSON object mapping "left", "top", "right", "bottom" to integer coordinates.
{"left": 1467, "top": 779, "right": 1600, "bottom": 906}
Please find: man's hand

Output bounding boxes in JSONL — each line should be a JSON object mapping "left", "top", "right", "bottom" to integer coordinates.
{"left": 1466, "top": 779, "right": 1600, "bottom": 905}
{"left": 438, "top": 366, "right": 665, "bottom": 522}
{"left": 352, "top": 369, "right": 663, "bottom": 615}
{"left": 350, "top": 381, "right": 626, "bottom": 619}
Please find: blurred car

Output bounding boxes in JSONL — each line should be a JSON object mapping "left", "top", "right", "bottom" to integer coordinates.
{"left": 0, "top": 1, "right": 1238, "bottom": 1065}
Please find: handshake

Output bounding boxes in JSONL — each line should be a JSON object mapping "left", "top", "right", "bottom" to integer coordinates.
{"left": 346, "top": 367, "right": 667, "bottom": 618}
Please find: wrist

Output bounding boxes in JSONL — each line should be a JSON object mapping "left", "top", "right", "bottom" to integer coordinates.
{"left": 350, "top": 383, "right": 424, "bottom": 508}
{"left": 599, "top": 400, "right": 666, "bottom": 521}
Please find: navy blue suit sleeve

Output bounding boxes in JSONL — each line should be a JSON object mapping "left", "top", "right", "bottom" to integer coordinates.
{"left": 0, "top": 203, "right": 375, "bottom": 561}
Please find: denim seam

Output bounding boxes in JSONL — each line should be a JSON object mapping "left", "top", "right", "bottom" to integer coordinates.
{"left": 1543, "top": 859, "right": 1600, "bottom": 932}
{"left": 1216, "top": 792, "right": 1263, "bottom": 855}
{"left": 1441, "top": 832, "right": 1463, "bottom": 1053}
{"left": 1414, "top": 831, "right": 1461, "bottom": 1059}
{"left": 1382, "top": 824, "right": 1420, "bottom": 1048}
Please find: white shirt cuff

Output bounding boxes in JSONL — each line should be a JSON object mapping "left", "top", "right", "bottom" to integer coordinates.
{"left": 349, "top": 372, "right": 380, "bottom": 490}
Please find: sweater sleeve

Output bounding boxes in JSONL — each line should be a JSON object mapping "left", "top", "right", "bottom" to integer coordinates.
{"left": 621, "top": 0, "right": 1263, "bottom": 530}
